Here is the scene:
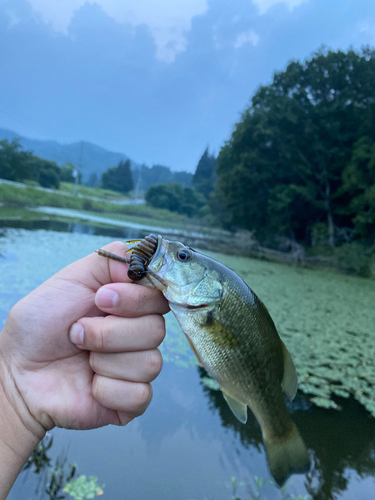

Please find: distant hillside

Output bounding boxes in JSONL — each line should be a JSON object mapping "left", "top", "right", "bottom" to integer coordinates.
{"left": 0, "top": 128, "right": 140, "bottom": 183}
{"left": 0, "top": 128, "right": 193, "bottom": 188}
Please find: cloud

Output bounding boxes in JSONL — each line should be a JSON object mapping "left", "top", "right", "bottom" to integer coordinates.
{"left": 252, "top": 0, "right": 308, "bottom": 14}
{"left": 234, "top": 29, "right": 260, "bottom": 48}
{"left": 26, "top": 0, "right": 208, "bottom": 62}
{"left": 2, "top": 0, "right": 375, "bottom": 172}
{"left": 357, "top": 19, "right": 375, "bottom": 44}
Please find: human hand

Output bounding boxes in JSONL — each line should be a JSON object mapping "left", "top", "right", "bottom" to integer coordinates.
{"left": 0, "top": 241, "right": 169, "bottom": 461}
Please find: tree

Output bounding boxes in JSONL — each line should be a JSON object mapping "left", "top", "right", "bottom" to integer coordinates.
{"left": 0, "top": 140, "right": 62, "bottom": 188}
{"left": 27, "top": 156, "right": 61, "bottom": 189}
{"left": 39, "top": 166, "right": 60, "bottom": 189}
{"left": 192, "top": 148, "right": 217, "bottom": 199}
{"left": 86, "top": 172, "right": 99, "bottom": 188}
{"left": 101, "top": 159, "right": 134, "bottom": 193}
{"left": 145, "top": 183, "right": 205, "bottom": 217}
{"left": 340, "top": 137, "right": 375, "bottom": 240}
{"left": 0, "top": 139, "right": 33, "bottom": 182}
{"left": 172, "top": 171, "right": 193, "bottom": 187}
{"left": 60, "top": 163, "right": 82, "bottom": 184}
{"left": 133, "top": 164, "right": 193, "bottom": 191}
{"left": 216, "top": 47, "right": 375, "bottom": 247}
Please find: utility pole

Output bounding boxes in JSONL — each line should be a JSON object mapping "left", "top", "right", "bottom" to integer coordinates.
{"left": 73, "top": 168, "right": 79, "bottom": 196}
{"left": 134, "top": 168, "right": 142, "bottom": 201}
{"left": 74, "top": 141, "right": 84, "bottom": 196}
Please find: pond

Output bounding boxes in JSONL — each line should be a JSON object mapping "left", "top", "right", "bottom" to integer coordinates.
{"left": 1, "top": 210, "right": 375, "bottom": 500}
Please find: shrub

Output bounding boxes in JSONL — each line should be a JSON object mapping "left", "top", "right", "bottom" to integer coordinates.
{"left": 334, "top": 242, "right": 373, "bottom": 277}
{"left": 39, "top": 167, "right": 60, "bottom": 189}
{"left": 145, "top": 183, "right": 205, "bottom": 217}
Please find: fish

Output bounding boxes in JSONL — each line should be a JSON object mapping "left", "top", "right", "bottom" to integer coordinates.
{"left": 97, "top": 235, "right": 311, "bottom": 486}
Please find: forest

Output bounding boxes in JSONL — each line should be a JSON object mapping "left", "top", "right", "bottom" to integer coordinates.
{"left": 214, "top": 47, "right": 375, "bottom": 249}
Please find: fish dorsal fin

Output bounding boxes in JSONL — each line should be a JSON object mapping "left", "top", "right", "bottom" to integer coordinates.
{"left": 222, "top": 391, "right": 248, "bottom": 424}
{"left": 281, "top": 341, "right": 298, "bottom": 401}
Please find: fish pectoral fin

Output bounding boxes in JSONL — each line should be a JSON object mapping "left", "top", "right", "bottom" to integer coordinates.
{"left": 281, "top": 341, "right": 298, "bottom": 401}
{"left": 222, "top": 391, "right": 247, "bottom": 424}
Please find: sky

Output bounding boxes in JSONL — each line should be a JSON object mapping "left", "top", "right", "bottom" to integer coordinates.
{"left": 1, "top": 0, "right": 375, "bottom": 172}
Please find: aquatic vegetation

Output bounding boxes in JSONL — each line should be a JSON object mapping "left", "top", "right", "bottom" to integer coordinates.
{"left": 230, "top": 476, "right": 243, "bottom": 500}
{"left": 23, "top": 434, "right": 53, "bottom": 474}
{"left": 21, "top": 433, "right": 104, "bottom": 500}
{"left": 23, "top": 435, "right": 75, "bottom": 500}
{"left": 45, "top": 459, "right": 76, "bottom": 500}
{"left": 63, "top": 476, "right": 104, "bottom": 500}
{"left": 207, "top": 252, "right": 375, "bottom": 417}
{"left": 161, "top": 311, "right": 197, "bottom": 368}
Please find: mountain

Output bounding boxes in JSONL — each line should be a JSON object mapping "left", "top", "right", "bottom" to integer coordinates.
{"left": 0, "top": 128, "right": 193, "bottom": 188}
{"left": 0, "top": 128, "right": 140, "bottom": 183}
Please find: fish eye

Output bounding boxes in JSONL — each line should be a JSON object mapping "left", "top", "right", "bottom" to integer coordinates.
{"left": 177, "top": 249, "right": 191, "bottom": 262}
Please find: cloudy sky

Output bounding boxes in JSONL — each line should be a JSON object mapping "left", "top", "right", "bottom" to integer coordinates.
{"left": 1, "top": 0, "right": 375, "bottom": 171}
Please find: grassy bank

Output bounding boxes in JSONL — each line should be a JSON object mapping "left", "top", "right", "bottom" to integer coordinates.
{"left": 58, "top": 181, "right": 130, "bottom": 200}
{"left": 0, "top": 183, "right": 187, "bottom": 227}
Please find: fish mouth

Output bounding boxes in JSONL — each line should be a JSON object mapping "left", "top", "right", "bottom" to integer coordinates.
{"left": 169, "top": 301, "right": 212, "bottom": 311}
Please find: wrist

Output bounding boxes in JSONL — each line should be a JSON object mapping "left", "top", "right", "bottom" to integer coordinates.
{"left": 0, "top": 343, "right": 46, "bottom": 498}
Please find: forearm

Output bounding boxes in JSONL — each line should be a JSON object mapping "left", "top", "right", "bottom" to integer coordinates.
{"left": 0, "top": 355, "right": 45, "bottom": 499}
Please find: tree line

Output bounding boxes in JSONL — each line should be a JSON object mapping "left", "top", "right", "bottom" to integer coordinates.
{"left": 0, "top": 139, "right": 193, "bottom": 195}
{"left": 0, "top": 140, "right": 134, "bottom": 194}
{"left": 215, "top": 47, "right": 375, "bottom": 249}
{"left": 150, "top": 48, "right": 375, "bottom": 247}
{"left": 0, "top": 139, "right": 83, "bottom": 189}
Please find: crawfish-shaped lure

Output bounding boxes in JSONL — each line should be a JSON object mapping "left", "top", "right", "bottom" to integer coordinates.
{"left": 96, "top": 234, "right": 165, "bottom": 287}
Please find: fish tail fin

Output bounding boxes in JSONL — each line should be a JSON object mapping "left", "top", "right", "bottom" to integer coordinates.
{"left": 263, "top": 423, "right": 310, "bottom": 487}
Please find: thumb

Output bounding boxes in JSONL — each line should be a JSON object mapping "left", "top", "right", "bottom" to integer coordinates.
{"left": 56, "top": 241, "right": 132, "bottom": 291}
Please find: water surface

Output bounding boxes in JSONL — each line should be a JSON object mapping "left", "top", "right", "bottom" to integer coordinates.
{"left": 1, "top": 215, "right": 375, "bottom": 500}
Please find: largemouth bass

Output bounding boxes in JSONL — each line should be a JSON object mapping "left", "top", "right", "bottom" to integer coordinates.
{"left": 98, "top": 235, "right": 311, "bottom": 486}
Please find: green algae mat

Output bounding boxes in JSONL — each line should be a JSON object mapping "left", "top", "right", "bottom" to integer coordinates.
{"left": 211, "top": 252, "right": 375, "bottom": 416}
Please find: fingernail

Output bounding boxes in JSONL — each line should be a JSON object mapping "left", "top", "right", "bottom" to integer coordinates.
{"left": 96, "top": 287, "right": 118, "bottom": 308}
{"left": 70, "top": 323, "right": 84, "bottom": 345}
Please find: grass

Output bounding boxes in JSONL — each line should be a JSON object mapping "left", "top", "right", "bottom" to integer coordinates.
{"left": 58, "top": 181, "right": 130, "bottom": 200}
{"left": 0, "top": 183, "right": 187, "bottom": 227}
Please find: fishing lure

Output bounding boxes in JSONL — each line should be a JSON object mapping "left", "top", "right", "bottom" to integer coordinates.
{"left": 127, "top": 233, "right": 158, "bottom": 281}
{"left": 96, "top": 233, "right": 165, "bottom": 286}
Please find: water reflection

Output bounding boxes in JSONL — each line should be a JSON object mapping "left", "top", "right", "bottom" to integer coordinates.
{"left": 198, "top": 367, "right": 375, "bottom": 500}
